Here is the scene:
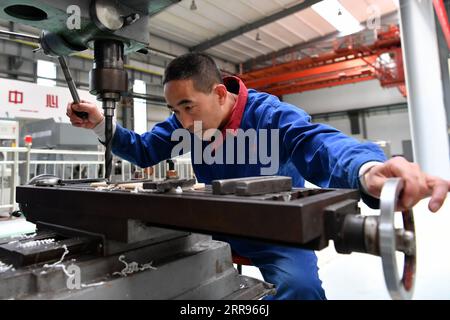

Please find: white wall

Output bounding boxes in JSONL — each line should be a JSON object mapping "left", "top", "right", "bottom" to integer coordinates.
{"left": 365, "top": 110, "right": 411, "bottom": 156}
{"left": 315, "top": 116, "right": 364, "bottom": 141}
{"left": 313, "top": 108, "right": 411, "bottom": 156}
{"left": 147, "top": 105, "right": 171, "bottom": 130}
{"left": 283, "top": 79, "right": 411, "bottom": 157}
{"left": 283, "top": 80, "right": 407, "bottom": 114}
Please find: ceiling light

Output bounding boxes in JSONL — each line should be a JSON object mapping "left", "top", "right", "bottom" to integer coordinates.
{"left": 190, "top": 0, "right": 197, "bottom": 10}
{"left": 312, "top": 0, "right": 363, "bottom": 36}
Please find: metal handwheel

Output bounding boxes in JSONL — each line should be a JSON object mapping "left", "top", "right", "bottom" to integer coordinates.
{"left": 379, "top": 178, "right": 416, "bottom": 300}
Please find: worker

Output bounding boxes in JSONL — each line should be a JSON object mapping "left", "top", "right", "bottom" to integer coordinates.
{"left": 67, "top": 53, "right": 450, "bottom": 300}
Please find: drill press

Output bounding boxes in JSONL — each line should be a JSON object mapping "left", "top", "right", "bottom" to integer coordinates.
{"left": 0, "top": 0, "right": 180, "bottom": 181}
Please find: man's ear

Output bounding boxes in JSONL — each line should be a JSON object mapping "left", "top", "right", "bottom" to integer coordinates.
{"left": 213, "top": 84, "right": 228, "bottom": 104}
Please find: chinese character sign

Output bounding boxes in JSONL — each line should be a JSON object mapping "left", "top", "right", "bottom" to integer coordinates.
{"left": 0, "top": 78, "right": 100, "bottom": 122}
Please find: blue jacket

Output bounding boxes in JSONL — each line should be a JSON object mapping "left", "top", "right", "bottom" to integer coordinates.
{"left": 112, "top": 77, "right": 386, "bottom": 208}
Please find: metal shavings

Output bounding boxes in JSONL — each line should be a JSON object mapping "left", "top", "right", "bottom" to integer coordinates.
{"left": 136, "top": 188, "right": 156, "bottom": 193}
{"left": 191, "top": 183, "right": 206, "bottom": 191}
{"left": 40, "top": 247, "right": 105, "bottom": 289}
{"left": 81, "top": 281, "right": 105, "bottom": 288}
{"left": 131, "top": 186, "right": 140, "bottom": 194}
{"left": 10, "top": 233, "right": 37, "bottom": 240}
{"left": 113, "top": 255, "right": 157, "bottom": 277}
{"left": 94, "top": 185, "right": 116, "bottom": 191}
{"left": 18, "top": 238, "right": 55, "bottom": 248}
{"left": 0, "top": 260, "right": 13, "bottom": 273}
{"left": 90, "top": 181, "right": 108, "bottom": 188}
{"left": 42, "top": 245, "right": 71, "bottom": 276}
{"left": 45, "top": 244, "right": 69, "bottom": 267}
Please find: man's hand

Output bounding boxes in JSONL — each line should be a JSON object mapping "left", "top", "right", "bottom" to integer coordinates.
{"left": 66, "top": 101, "right": 103, "bottom": 129}
{"left": 363, "top": 157, "right": 450, "bottom": 212}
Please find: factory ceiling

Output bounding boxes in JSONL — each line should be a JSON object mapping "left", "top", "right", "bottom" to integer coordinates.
{"left": 149, "top": 0, "right": 399, "bottom": 66}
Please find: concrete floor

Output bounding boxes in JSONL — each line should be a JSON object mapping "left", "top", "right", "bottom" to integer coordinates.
{"left": 240, "top": 197, "right": 450, "bottom": 300}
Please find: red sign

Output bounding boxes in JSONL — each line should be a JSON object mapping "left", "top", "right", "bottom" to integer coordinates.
{"left": 46, "top": 94, "right": 59, "bottom": 108}
{"left": 8, "top": 90, "right": 23, "bottom": 104}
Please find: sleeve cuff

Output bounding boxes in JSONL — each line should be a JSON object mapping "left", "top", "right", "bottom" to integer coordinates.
{"left": 358, "top": 161, "right": 384, "bottom": 209}
{"left": 358, "top": 161, "right": 384, "bottom": 198}
{"left": 93, "top": 117, "right": 117, "bottom": 143}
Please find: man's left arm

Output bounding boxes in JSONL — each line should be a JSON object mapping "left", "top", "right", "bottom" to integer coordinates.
{"left": 269, "top": 103, "right": 449, "bottom": 211}
{"left": 270, "top": 104, "right": 385, "bottom": 191}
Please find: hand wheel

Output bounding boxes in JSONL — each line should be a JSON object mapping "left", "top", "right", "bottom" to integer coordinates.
{"left": 379, "top": 178, "right": 416, "bottom": 300}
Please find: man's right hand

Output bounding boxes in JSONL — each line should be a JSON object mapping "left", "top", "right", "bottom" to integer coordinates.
{"left": 66, "top": 101, "right": 104, "bottom": 129}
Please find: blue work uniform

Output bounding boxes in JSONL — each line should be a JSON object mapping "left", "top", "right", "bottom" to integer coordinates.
{"left": 112, "top": 77, "right": 386, "bottom": 300}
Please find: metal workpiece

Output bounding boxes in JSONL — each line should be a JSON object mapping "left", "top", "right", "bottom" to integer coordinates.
{"left": 212, "top": 176, "right": 292, "bottom": 196}
{"left": 143, "top": 178, "right": 197, "bottom": 193}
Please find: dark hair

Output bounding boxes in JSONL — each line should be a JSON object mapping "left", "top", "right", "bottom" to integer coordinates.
{"left": 163, "top": 53, "right": 223, "bottom": 93}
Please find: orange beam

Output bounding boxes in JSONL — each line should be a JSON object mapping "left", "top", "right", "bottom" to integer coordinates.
{"left": 245, "top": 55, "right": 378, "bottom": 89}
{"left": 261, "top": 66, "right": 374, "bottom": 93}
{"left": 239, "top": 26, "right": 404, "bottom": 97}
{"left": 242, "top": 50, "right": 372, "bottom": 80}
{"left": 241, "top": 32, "right": 401, "bottom": 80}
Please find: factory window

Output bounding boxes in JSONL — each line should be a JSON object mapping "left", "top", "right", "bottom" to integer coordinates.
{"left": 37, "top": 59, "right": 57, "bottom": 87}
{"left": 312, "top": 0, "right": 362, "bottom": 36}
{"left": 133, "top": 79, "right": 147, "bottom": 134}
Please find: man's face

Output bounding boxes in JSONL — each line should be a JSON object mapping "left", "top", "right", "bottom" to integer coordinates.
{"left": 164, "top": 79, "right": 224, "bottom": 139}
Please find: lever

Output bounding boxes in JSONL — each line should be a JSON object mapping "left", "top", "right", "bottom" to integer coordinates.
{"left": 58, "top": 56, "right": 89, "bottom": 120}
